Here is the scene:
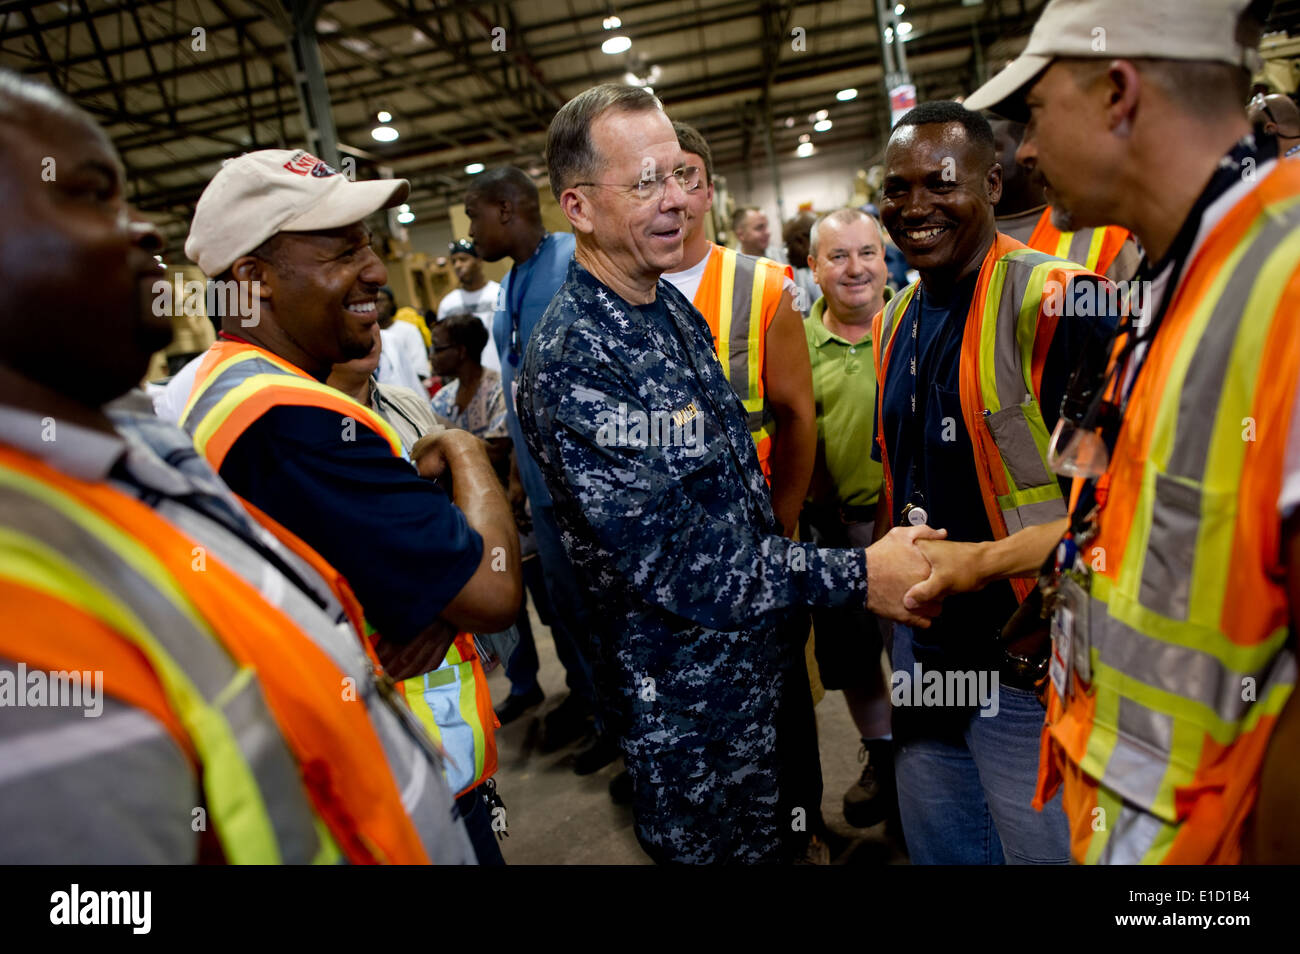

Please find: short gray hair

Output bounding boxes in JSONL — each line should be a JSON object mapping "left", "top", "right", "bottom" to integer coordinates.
{"left": 809, "top": 208, "right": 883, "bottom": 259}
{"left": 545, "top": 84, "right": 662, "bottom": 201}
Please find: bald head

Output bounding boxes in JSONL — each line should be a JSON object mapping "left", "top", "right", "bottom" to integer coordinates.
{"left": 1249, "top": 93, "right": 1300, "bottom": 143}
{"left": 0, "top": 69, "right": 169, "bottom": 409}
{"left": 809, "top": 208, "right": 882, "bottom": 259}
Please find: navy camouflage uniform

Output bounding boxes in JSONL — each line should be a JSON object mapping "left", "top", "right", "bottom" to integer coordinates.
{"left": 518, "top": 259, "right": 866, "bottom": 863}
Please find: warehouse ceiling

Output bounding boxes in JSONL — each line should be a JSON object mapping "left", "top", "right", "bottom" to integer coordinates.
{"left": 3, "top": 0, "right": 1297, "bottom": 259}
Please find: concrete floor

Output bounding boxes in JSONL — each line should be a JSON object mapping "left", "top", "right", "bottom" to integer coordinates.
{"left": 484, "top": 600, "right": 909, "bottom": 865}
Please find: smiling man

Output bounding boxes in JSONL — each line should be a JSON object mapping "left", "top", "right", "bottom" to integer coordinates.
{"left": 518, "top": 84, "right": 943, "bottom": 864}
{"left": 870, "top": 101, "right": 1116, "bottom": 864}
{"left": 179, "top": 150, "right": 520, "bottom": 684}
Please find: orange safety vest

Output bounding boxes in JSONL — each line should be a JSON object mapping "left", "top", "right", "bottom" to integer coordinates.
{"left": 181, "top": 339, "right": 497, "bottom": 793}
{"left": 1035, "top": 160, "right": 1300, "bottom": 864}
{"left": 872, "top": 233, "right": 1097, "bottom": 600}
{"left": 691, "top": 243, "right": 792, "bottom": 478}
{"left": 0, "top": 444, "right": 431, "bottom": 864}
{"left": 1028, "top": 208, "right": 1131, "bottom": 278}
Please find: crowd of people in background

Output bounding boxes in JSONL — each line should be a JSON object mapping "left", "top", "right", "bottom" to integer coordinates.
{"left": 2, "top": 0, "right": 1298, "bottom": 867}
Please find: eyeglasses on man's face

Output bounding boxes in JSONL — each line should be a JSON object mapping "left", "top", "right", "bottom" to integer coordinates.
{"left": 573, "top": 165, "right": 703, "bottom": 202}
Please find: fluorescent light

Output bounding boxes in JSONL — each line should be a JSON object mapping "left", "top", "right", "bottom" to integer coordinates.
{"left": 796, "top": 142, "right": 815, "bottom": 158}
{"left": 601, "top": 35, "right": 631, "bottom": 55}
{"left": 377, "top": 110, "right": 392, "bottom": 122}
{"left": 836, "top": 88, "right": 858, "bottom": 102}
{"left": 371, "top": 125, "right": 399, "bottom": 142}
{"left": 464, "top": 162, "right": 485, "bottom": 174}
{"left": 814, "top": 119, "right": 832, "bottom": 132}
{"left": 397, "top": 210, "right": 415, "bottom": 225}
{"left": 815, "top": 108, "right": 829, "bottom": 121}
{"left": 895, "top": 3, "right": 905, "bottom": 14}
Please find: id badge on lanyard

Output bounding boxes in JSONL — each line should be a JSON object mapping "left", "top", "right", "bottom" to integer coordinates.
{"left": 1048, "top": 536, "right": 1093, "bottom": 700}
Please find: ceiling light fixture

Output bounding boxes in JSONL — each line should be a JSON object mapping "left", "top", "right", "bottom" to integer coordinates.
{"left": 397, "top": 210, "right": 415, "bottom": 225}
{"left": 814, "top": 109, "right": 829, "bottom": 121}
{"left": 796, "top": 142, "right": 815, "bottom": 158}
{"left": 814, "top": 119, "right": 833, "bottom": 132}
{"left": 798, "top": 133, "right": 811, "bottom": 143}
{"left": 465, "top": 162, "right": 485, "bottom": 174}
{"left": 377, "top": 110, "right": 392, "bottom": 123}
{"left": 897, "top": 21, "right": 913, "bottom": 36}
{"left": 836, "top": 88, "right": 858, "bottom": 102}
{"left": 601, "top": 35, "right": 631, "bottom": 55}
{"left": 895, "top": 3, "right": 905, "bottom": 14}
{"left": 371, "top": 125, "right": 399, "bottom": 142}
{"left": 603, "top": 15, "right": 621, "bottom": 29}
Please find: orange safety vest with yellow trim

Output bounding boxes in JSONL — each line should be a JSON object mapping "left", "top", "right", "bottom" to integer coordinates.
{"left": 180, "top": 339, "right": 498, "bottom": 795}
{"left": 872, "top": 233, "right": 1098, "bottom": 601}
{"left": 1034, "top": 161, "right": 1300, "bottom": 865}
{"left": 1028, "top": 208, "right": 1132, "bottom": 278}
{"left": 691, "top": 243, "right": 792, "bottom": 479}
{"left": 0, "top": 444, "right": 432, "bottom": 864}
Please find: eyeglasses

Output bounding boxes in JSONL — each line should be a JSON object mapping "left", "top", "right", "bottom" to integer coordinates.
{"left": 573, "top": 165, "right": 703, "bottom": 202}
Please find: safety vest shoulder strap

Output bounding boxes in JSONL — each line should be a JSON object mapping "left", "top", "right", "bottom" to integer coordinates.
{"left": 1028, "top": 207, "right": 1132, "bottom": 276}
{"left": 0, "top": 444, "right": 431, "bottom": 864}
{"left": 181, "top": 341, "right": 404, "bottom": 471}
{"left": 871, "top": 282, "right": 919, "bottom": 520}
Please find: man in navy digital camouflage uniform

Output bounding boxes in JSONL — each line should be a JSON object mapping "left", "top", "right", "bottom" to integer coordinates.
{"left": 519, "top": 84, "right": 942, "bottom": 864}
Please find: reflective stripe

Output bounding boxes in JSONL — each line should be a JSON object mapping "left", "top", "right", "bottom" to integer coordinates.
{"left": 1087, "top": 582, "right": 1295, "bottom": 731}
{"left": 402, "top": 637, "right": 490, "bottom": 796}
{"left": 1097, "top": 805, "right": 1166, "bottom": 865}
{"left": 181, "top": 345, "right": 403, "bottom": 464}
{"left": 0, "top": 467, "right": 323, "bottom": 864}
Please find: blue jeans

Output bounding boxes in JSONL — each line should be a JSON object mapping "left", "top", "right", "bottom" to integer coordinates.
{"left": 890, "top": 625, "right": 1071, "bottom": 865}
{"left": 503, "top": 505, "right": 603, "bottom": 730}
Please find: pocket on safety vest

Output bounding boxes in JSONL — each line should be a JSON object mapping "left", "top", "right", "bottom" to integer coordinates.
{"left": 985, "top": 401, "right": 1054, "bottom": 489}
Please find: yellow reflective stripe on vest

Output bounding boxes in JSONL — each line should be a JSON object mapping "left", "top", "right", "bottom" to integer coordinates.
{"left": 716, "top": 250, "right": 737, "bottom": 379}
{"left": 745, "top": 258, "right": 765, "bottom": 431}
{"left": 402, "top": 641, "right": 487, "bottom": 794}
{"left": 0, "top": 465, "right": 326, "bottom": 864}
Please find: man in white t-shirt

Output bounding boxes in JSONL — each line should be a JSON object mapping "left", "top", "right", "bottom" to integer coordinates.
{"left": 376, "top": 286, "right": 428, "bottom": 394}
{"left": 437, "top": 240, "right": 501, "bottom": 373}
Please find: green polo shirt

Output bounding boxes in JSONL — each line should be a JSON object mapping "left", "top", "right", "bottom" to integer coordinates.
{"left": 803, "top": 292, "right": 889, "bottom": 510}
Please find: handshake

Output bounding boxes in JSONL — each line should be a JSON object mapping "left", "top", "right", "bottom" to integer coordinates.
{"left": 862, "top": 526, "right": 988, "bottom": 628}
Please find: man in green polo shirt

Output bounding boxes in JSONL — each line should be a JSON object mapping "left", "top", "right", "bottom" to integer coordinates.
{"left": 802, "top": 207, "right": 896, "bottom": 830}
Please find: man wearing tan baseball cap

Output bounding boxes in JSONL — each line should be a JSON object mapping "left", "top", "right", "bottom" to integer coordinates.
{"left": 177, "top": 152, "right": 522, "bottom": 855}
{"left": 904, "top": 0, "right": 1300, "bottom": 864}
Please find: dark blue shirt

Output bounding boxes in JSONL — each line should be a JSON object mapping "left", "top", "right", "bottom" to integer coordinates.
{"left": 220, "top": 405, "right": 483, "bottom": 643}
{"left": 873, "top": 266, "right": 1115, "bottom": 667}
{"left": 493, "top": 231, "right": 577, "bottom": 510}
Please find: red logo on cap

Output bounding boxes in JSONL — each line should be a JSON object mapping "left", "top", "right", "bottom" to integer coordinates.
{"left": 283, "top": 150, "right": 338, "bottom": 178}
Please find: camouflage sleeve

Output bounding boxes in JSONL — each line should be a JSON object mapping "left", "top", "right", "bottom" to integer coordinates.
{"left": 534, "top": 340, "right": 866, "bottom": 631}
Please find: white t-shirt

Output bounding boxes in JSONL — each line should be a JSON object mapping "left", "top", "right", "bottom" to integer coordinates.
{"left": 378, "top": 325, "right": 426, "bottom": 395}
{"left": 437, "top": 281, "right": 502, "bottom": 373}
{"left": 383, "top": 318, "right": 431, "bottom": 380}
{"left": 152, "top": 353, "right": 204, "bottom": 424}
{"left": 661, "top": 252, "right": 710, "bottom": 304}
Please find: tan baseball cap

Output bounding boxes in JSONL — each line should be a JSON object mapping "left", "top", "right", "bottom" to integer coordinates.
{"left": 965, "top": 0, "right": 1263, "bottom": 116}
{"left": 185, "top": 149, "right": 410, "bottom": 276}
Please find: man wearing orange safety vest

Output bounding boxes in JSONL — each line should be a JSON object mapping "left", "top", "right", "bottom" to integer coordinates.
{"left": 0, "top": 71, "right": 474, "bottom": 864}
{"left": 661, "top": 122, "right": 816, "bottom": 538}
{"left": 909, "top": 0, "right": 1300, "bottom": 863}
{"left": 871, "top": 100, "right": 1118, "bottom": 864}
{"left": 178, "top": 149, "right": 521, "bottom": 864}
{"left": 988, "top": 114, "right": 1141, "bottom": 282}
